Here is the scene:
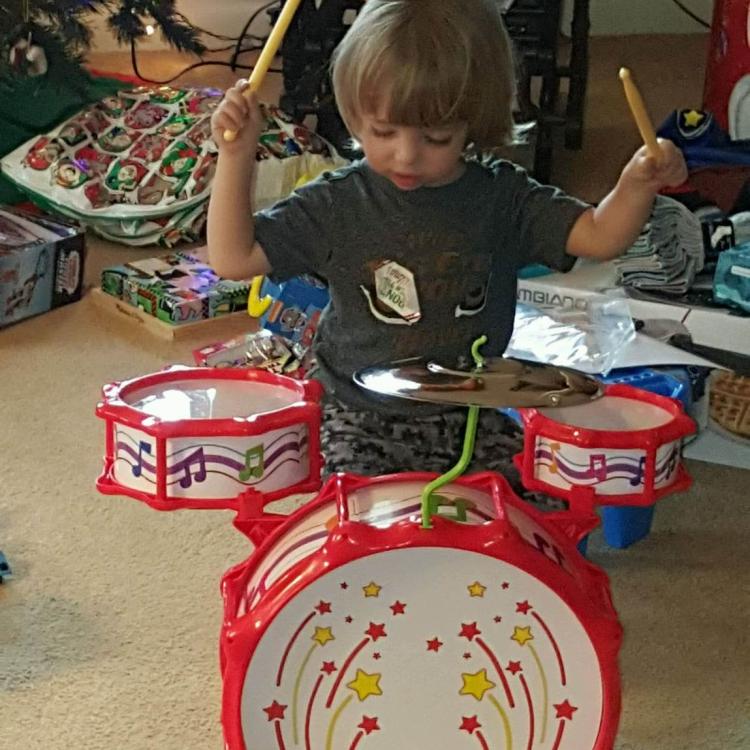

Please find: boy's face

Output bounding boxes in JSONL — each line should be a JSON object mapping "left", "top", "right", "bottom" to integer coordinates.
{"left": 355, "top": 108, "right": 468, "bottom": 191}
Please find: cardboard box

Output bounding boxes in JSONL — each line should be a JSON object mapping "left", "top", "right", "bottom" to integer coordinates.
{"left": 0, "top": 206, "right": 85, "bottom": 328}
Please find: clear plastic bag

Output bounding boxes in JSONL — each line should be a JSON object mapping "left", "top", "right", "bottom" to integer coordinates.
{"left": 505, "top": 300, "right": 635, "bottom": 375}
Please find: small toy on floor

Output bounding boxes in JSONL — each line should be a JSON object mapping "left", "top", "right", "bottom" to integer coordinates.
{"left": 101, "top": 247, "right": 249, "bottom": 325}
{"left": 193, "top": 329, "right": 312, "bottom": 377}
{"left": 0, "top": 550, "right": 12, "bottom": 583}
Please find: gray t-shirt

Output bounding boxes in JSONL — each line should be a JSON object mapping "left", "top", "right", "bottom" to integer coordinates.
{"left": 255, "top": 158, "right": 589, "bottom": 414}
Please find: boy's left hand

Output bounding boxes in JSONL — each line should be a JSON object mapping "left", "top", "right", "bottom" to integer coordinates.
{"left": 621, "top": 138, "right": 688, "bottom": 193}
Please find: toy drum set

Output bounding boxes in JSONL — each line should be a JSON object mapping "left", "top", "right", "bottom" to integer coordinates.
{"left": 96, "top": 356, "right": 696, "bottom": 750}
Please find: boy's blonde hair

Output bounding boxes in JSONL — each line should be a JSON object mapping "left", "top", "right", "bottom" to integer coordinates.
{"left": 331, "top": 0, "right": 517, "bottom": 151}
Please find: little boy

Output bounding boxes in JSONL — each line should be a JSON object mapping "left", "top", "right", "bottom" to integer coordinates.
{"left": 207, "top": 0, "right": 687, "bottom": 478}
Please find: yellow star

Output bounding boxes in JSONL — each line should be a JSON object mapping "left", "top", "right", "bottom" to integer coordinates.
{"left": 511, "top": 625, "right": 534, "bottom": 647}
{"left": 347, "top": 669, "right": 383, "bottom": 701}
{"left": 460, "top": 669, "right": 496, "bottom": 701}
{"left": 683, "top": 109, "right": 704, "bottom": 127}
{"left": 363, "top": 581, "right": 382, "bottom": 598}
{"left": 467, "top": 581, "right": 487, "bottom": 598}
{"left": 312, "top": 626, "right": 335, "bottom": 646}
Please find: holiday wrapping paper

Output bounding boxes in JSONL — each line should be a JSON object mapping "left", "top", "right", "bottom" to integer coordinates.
{"left": 0, "top": 85, "right": 346, "bottom": 243}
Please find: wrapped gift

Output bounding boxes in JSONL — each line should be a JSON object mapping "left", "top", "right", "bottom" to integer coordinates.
{"left": 1, "top": 87, "right": 347, "bottom": 246}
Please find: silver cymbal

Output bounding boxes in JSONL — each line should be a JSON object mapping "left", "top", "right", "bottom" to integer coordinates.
{"left": 353, "top": 357, "right": 603, "bottom": 408}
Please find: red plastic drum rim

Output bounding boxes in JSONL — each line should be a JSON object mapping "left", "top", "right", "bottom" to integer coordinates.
{"left": 518, "top": 384, "right": 695, "bottom": 450}
{"left": 516, "top": 384, "right": 696, "bottom": 507}
{"left": 218, "top": 473, "right": 623, "bottom": 750}
{"left": 221, "top": 471, "right": 510, "bottom": 616}
{"left": 95, "top": 366, "right": 324, "bottom": 511}
{"left": 96, "top": 365, "right": 324, "bottom": 438}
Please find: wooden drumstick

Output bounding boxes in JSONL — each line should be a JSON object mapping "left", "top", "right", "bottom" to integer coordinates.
{"left": 223, "top": 0, "right": 304, "bottom": 142}
{"left": 619, "top": 67, "right": 661, "bottom": 161}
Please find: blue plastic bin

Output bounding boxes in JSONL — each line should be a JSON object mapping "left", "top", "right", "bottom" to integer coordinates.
{"left": 503, "top": 366, "right": 693, "bottom": 549}
{"left": 599, "top": 367, "right": 692, "bottom": 548}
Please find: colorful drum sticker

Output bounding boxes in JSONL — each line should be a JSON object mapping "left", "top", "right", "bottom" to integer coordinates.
{"left": 105, "top": 159, "right": 147, "bottom": 192}
{"left": 112, "top": 424, "right": 309, "bottom": 500}
{"left": 24, "top": 138, "right": 63, "bottom": 170}
{"left": 99, "top": 126, "right": 136, "bottom": 153}
{"left": 240, "top": 548, "right": 606, "bottom": 750}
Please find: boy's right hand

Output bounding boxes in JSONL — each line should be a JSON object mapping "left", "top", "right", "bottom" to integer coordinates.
{"left": 211, "top": 80, "right": 265, "bottom": 157}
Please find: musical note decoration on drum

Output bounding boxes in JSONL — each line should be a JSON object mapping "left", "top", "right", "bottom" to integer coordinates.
{"left": 514, "top": 384, "right": 696, "bottom": 506}
{"left": 96, "top": 366, "right": 323, "bottom": 510}
{"left": 219, "top": 472, "right": 622, "bottom": 750}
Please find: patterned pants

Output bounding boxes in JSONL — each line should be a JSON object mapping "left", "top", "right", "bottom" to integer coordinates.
{"left": 320, "top": 399, "right": 566, "bottom": 510}
{"left": 322, "top": 397, "right": 519, "bottom": 470}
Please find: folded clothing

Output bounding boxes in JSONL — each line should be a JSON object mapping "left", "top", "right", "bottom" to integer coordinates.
{"left": 615, "top": 195, "right": 704, "bottom": 295}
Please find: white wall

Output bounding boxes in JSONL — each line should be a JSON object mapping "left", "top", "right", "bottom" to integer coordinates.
{"left": 90, "top": 0, "right": 715, "bottom": 52}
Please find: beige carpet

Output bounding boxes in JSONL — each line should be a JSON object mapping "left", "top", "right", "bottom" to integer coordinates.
{"left": 2, "top": 34, "right": 749, "bottom": 750}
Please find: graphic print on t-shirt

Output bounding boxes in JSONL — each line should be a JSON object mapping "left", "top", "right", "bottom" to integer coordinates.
{"left": 360, "top": 259, "right": 422, "bottom": 325}
{"left": 357, "top": 234, "right": 494, "bottom": 372}
{"left": 455, "top": 271, "right": 491, "bottom": 318}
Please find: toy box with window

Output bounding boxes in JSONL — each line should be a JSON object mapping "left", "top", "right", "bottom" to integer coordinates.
{"left": 257, "top": 274, "right": 330, "bottom": 349}
{"left": 0, "top": 206, "right": 85, "bottom": 328}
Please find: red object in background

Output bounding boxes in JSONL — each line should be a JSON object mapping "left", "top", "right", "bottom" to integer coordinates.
{"left": 703, "top": 0, "right": 750, "bottom": 136}
{"left": 86, "top": 68, "right": 144, "bottom": 86}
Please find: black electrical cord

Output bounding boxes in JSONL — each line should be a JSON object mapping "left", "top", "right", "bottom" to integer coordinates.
{"left": 129, "top": 40, "right": 282, "bottom": 86}
{"left": 231, "top": 0, "right": 280, "bottom": 72}
{"left": 670, "top": 0, "right": 711, "bottom": 29}
{"left": 127, "top": 2, "right": 283, "bottom": 86}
